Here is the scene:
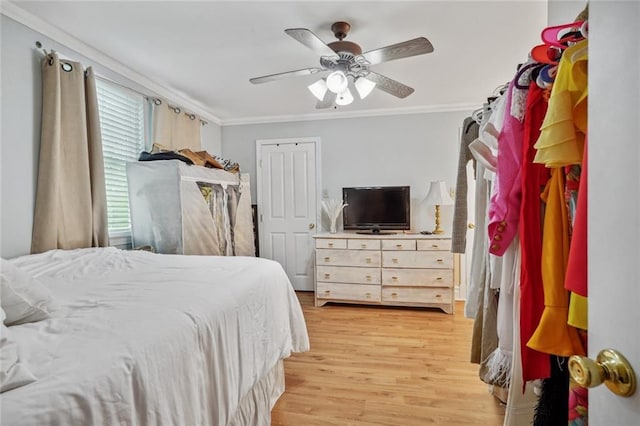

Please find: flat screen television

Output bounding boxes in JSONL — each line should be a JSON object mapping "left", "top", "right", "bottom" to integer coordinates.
{"left": 342, "top": 186, "right": 410, "bottom": 234}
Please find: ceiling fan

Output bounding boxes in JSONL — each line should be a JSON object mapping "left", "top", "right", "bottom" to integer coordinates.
{"left": 249, "top": 21, "right": 434, "bottom": 108}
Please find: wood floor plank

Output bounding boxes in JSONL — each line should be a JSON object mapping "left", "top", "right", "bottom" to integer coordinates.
{"left": 271, "top": 292, "right": 505, "bottom": 425}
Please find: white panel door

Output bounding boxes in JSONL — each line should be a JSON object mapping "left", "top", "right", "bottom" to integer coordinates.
{"left": 257, "top": 139, "right": 318, "bottom": 291}
{"left": 588, "top": 1, "right": 639, "bottom": 422}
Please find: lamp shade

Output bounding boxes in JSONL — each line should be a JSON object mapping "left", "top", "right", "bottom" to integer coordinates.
{"left": 355, "top": 77, "right": 376, "bottom": 99}
{"left": 308, "top": 79, "right": 328, "bottom": 101}
{"left": 326, "top": 71, "right": 349, "bottom": 94}
{"left": 335, "top": 88, "right": 354, "bottom": 106}
{"left": 424, "top": 181, "right": 453, "bottom": 206}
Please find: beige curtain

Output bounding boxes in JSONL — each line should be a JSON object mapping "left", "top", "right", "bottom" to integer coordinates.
{"left": 31, "top": 52, "right": 108, "bottom": 254}
{"left": 151, "top": 99, "right": 201, "bottom": 151}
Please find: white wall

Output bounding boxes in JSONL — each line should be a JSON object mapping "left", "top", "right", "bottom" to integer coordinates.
{"left": 0, "top": 15, "right": 222, "bottom": 258}
{"left": 222, "top": 110, "right": 470, "bottom": 233}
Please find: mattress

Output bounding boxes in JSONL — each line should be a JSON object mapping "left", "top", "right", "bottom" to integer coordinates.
{"left": 1, "top": 247, "right": 309, "bottom": 425}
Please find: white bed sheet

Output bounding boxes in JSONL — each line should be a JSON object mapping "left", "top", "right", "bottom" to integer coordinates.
{"left": 1, "top": 248, "right": 309, "bottom": 425}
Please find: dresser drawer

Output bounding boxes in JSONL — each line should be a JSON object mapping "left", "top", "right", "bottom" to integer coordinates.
{"left": 347, "top": 239, "right": 381, "bottom": 250}
{"left": 382, "top": 268, "right": 453, "bottom": 287}
{"left": 382, "top": 251, "right": 453, "bottom": 269}
{"left": 317, "top": 282, "right": 381, "bottom": 302}
{"left": 317, "top": 266, "right": 380, "bottom": 285}
{"left": 316, "top": 249, "right": 381, "bottom": 267}
{"left": 417, "top": 239, "right": 452, "bottom": 251}
{"left": 382, "top": 286, "right": 452, "bottom": 304}
{"left": 381, "top": 239, "right": 416, "bottom": 251}
{"left": 316, "top": 239, "right": 347, "bottom": 249}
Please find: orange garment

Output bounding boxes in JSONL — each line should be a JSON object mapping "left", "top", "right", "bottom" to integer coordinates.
{"left": 527, "top": 168, "right": 585, "bottom": 356}
{"left": 534, "top": 40, "right": 588, "bottom": 167}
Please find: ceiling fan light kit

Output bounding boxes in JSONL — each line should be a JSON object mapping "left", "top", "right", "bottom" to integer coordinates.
{"left": 250, "top": 21, "right": 434, "bottom": 109}
{"left": 326, "top": 71, "right": 349, "bottom": 93}
{"left": 355, "top": 77, "right": 376, "bottom": 99}
{"left": 335, "top": 88, "right": 354, "bottom": 106}
{"left": 308, "top": 79, "right": 328, "bottom": 101}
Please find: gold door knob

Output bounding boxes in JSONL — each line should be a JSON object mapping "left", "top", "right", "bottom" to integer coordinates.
{"left": 568, "top": 349, "right": 636, "bottom": 397}
{"left": 309, "top": 223, "right": 315, "bottom": 229}
{"left": 468, "top": 223, "right": 475, "bottom": 229}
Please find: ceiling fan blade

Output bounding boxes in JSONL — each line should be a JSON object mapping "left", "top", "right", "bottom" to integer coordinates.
{"left": 285, "top": 28, "right": 339, "bottom": 59}
{"left": 249, "top": 67, "right": 325, "bottom": 84}
{"left": 366, "top": 72, "right": 415, "bottom": 99}
{"left": 316, "top": 91, "right": 336, "bottom": 109}
{"left": 357, "top": 37, "right": 434, "bottom": 66}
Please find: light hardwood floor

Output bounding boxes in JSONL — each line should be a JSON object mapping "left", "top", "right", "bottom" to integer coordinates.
{"left": 271, "top": 292, "right": 505, "bottom": 426}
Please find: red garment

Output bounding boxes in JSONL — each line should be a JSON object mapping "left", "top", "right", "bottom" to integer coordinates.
{"left": 565, "top": 138, "right": 587, "bottom": 297}
{"left": 519, "top": 82, "right": 551, "bottom": 384}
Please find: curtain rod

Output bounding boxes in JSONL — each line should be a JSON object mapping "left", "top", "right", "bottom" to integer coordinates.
{"left": 35, "top": 41, "right": 208, "bottom": 126}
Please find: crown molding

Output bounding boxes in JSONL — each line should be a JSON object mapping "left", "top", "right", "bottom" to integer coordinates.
{"left": 1, "top": 1, "right": 222, "bottom": 125}
{"left": 221, "top": 102, "right": 478, "bottom": 126}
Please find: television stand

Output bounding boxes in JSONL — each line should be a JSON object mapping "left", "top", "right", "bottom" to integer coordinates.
{"left": 313, "top": 233, "right": 455, "bottom": 314}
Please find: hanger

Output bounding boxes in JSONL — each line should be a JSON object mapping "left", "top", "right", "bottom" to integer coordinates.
{"left": 541, "top": 20, "right": 585, "bottom": 49}
{"left": 514, "top": 62, "right": 544, "bottom": 90}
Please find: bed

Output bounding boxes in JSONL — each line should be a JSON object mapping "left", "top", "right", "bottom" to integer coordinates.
{"left": 0, "top": 247, "right": 309, "bottom": 425}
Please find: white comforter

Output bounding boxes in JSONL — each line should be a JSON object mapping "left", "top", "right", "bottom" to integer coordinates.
{"left": 1, "top": 248, "right": 309, "bottom": 425}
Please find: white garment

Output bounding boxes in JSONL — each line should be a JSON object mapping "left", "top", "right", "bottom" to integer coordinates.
{"left": 503, "top": 247, "right": 538, "bottom": 426}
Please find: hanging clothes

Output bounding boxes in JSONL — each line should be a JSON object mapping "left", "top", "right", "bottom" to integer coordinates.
{"left": 452, "top": 116, "right": 479, "bottom": 253}
{"left": 519, "top": 82, "right": 552, "bottom": 384}
{"left": 527, "top": 168, "right": 584, "bottom": 357}
{"left": 533, "top": 40, "right": 588, "bottom": 167}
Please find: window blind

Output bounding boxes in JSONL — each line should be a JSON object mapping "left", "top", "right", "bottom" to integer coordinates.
{"left": 95, "top": 79, "right": 145, "bottom": 236}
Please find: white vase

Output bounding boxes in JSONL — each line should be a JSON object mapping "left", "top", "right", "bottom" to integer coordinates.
{"left": 321, "top": 199, "right": 347, "bottom": 234}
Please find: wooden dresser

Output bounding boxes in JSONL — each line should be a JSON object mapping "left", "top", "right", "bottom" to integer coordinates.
{"left": 313, "top": 233, "right": 455, "bottom": 313}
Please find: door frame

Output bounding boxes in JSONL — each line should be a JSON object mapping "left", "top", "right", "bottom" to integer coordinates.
{"left": 255, "top": 136, "right": 322, "bottom": 260}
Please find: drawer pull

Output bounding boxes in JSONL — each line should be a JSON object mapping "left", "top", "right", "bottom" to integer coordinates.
{"left": 436, "top": 259, "right": 444, "bottom": 263}
{"left": 391, "top": 292, "right": 398, "bottom": 297}
{"left": 324, "top": 290, "right": 331, "bottom": 294}
{"left": 365, "top": 258, "right": 372, "bottom": 264}
{"left": 366, "top": 275, "right": 372, "bottom": 280}
{"left": 324, "top": 273, "right": 331, "bottom": 279}
{"left": 361, "top": 244, "right": 367, "bottom": 249}
{"left": 436, "top": 277, "right": 443, "bottom": 281}
{"left": 324, "top": 257, "right": 331, "bottom": 262}
{"left": 392, "top": 276, "right": 398, "bottom": 281}
{"left": 328, "top": 242, "right": 334, "bottom": 247}
{"left": 392, "top": 258, "right": 398, "bottom": 264}
{"left": 435, "top": 294, "right": 442, "bottom": 298}
{"left": 395, "top": 244, "right": 403, "bottom": 248}
{"left": 432, "top": 244, "right": 439, "bottom": 248}
{"left": 365, "top": 292, "right": 371, "bottom": 298}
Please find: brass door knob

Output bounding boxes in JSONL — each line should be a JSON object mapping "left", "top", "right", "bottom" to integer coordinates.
{"left": 568, "top": 349, "right": 636, "bottom": 397}
{"left": 309, "top": 223, "right": 315, "bottom": 229}
{"left": 468, "top": 223, "right": 475, "bottom": 229}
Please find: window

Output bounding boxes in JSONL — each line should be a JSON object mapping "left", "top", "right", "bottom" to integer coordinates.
{"left": 95, "top": 79, "right": 145, "bottom": 246}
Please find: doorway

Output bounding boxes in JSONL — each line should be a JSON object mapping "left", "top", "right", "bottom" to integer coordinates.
{"left": 256, "top": 137, "right": 321, "bottom": 291}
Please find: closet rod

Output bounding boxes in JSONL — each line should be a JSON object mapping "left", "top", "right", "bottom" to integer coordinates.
{"left": 34, "top": 41, "right": 208, "bottom": 125}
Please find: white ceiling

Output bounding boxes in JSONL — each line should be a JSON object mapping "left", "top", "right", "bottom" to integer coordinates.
{"left": 9, "top": 1, "right": 548, "bottom": 125}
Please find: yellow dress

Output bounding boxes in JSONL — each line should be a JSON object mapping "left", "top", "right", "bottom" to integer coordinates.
{"left": 533, "top": 40, "right": 588, "bottom": 167}
{"left": 527, "top": 168, "right": 585, "bottom": 356}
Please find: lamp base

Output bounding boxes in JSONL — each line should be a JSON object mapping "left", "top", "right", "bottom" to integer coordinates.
{"left": 431, "top": 205, "right": 446, "bottom": 235}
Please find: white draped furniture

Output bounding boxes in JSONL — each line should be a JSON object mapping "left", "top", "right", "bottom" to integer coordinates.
{"left": 127, "top": 160, "right": 255, "bottom": 256}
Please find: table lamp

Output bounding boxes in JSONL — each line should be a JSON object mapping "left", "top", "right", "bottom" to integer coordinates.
{"left": 424, "top": 180, "right": 453, "bottom": 235}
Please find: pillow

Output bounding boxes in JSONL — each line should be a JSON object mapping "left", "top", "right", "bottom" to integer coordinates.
{"left": 0, "top": 308, "right": 37, "bottom": 392}
{"left": 1, "top": 258, "right": 55, "bottom": 326}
